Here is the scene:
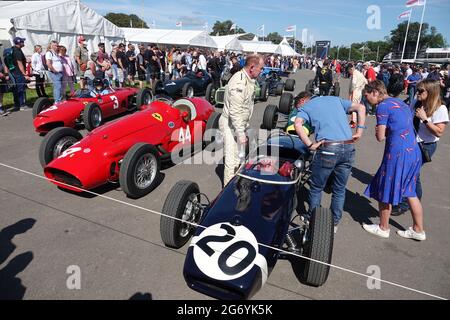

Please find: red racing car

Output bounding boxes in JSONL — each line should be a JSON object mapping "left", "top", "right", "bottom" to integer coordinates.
{"left": 39, "top": 96, "right": 221, "bottom": 198}
{"left": 32, "top": 87, "right": 152, "bottom": 133}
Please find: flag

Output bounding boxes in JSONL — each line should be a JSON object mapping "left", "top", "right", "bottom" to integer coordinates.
{"left": 130, "top": 19, "right": 133, "bottom": 28}
{"left": 257, "top": 24, "right": 265, "bottom": 32}
{"left": 286, "top": 25, "right": 296, "bottom": 32}
{"left": 176, "top": 21, "right": 182, "bottom": 27}
{"left": 406, "top": 0, "right": 425, "bottom": 7}
{"left": 398, "top": 10, "right": 411, "bottom": 20}
{"left": 230, "top": 23, "right": 237, "bottom": 31}
{"left": 151, "top": 20, "right": 156, "bottom": 28}
{"left": 301, "top": 28, "right": 308, "bottom": 44}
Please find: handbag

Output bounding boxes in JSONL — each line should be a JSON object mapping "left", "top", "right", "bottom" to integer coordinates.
{"left": 412, "top": 102, "right": 432, "bottom": 163}
{"left": 418, "top": 142, "right": 432, "bottom": 163}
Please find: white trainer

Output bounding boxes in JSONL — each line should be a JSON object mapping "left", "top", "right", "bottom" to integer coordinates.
{"left": 363, "top": 223, "right": 390, "bottom": 238}
{"left": 334, "top": 226, "right": 338, "bottom": 234}
{"left": 397, "top": 227, "right": 426, "bottom": 241}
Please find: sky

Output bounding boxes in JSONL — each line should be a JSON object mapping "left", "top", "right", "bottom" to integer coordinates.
{"left": 85, "top": 0, "right": 450, "bottom": 47}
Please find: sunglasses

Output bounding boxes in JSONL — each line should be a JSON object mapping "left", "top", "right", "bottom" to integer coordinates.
{"left": 417, "top": 89, "right": 426, "bottom": 94}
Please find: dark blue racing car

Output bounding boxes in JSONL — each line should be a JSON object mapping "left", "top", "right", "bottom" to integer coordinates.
{"left": 159, "top": 132, "right": 334, "bottom": 299}
{"left": 152, "top": 69, "right": 214, "bottom": 99}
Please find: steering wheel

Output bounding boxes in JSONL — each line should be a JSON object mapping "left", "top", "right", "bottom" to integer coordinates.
{"left": 152, "top": 95, "right": 173, "bottom": 105}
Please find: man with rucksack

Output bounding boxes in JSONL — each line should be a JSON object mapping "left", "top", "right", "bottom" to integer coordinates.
{"left": 74, "top": 36, "right": 89, "bottom": 89}
{"left": 4, "top": 37, "right": 31, "bottom": 111}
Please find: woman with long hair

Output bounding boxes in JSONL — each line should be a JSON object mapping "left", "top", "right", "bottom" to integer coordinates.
{"left": 394, "top": 79, "right": 449, "bottom": 215}
{"left": 59, "top": 45, "right": 75, "bottom": 97}
{"left": 362, "top": 80, "right": 426, "bottom": 241}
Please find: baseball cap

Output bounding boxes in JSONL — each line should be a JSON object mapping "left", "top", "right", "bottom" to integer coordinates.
{"left": 13, "top": 37, "right": 26, "bottom": 45}
{"left": 78, "top": 35, "right": 86, "bottom": 43}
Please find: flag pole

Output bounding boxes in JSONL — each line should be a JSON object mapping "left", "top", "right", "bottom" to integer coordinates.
{"left": 294, "top": 25, "right": 296, "bottom": 52}
{"left": 414, "top": 0, "right": 426, "bottom": 61}
{"left": 401, "top": 9, "right": 412, "bottom": 63}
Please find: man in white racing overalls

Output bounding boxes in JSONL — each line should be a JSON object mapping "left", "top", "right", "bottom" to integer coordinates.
{"left": 219, "top": 54, "right": 264, "bottom": 186}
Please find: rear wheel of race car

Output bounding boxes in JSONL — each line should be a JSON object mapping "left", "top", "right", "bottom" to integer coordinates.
{"left": 83, "top": 102, "right": 102, "bottom": 131}
{"left": 39, "top": 127, "right": 83, "bottom": 168}
{"left": 333, "top": 82, "right": 340, "bottom": 97}
{"left": 301, "top": 207, "right": 334, "bottom": 287}
{"left": 136, "top": 88, "right": 152, "bottom": 108}
{"left": 275, "top": 83, "right": 284, "bottom": 96}
{"left": 284, "top": 78, "right": 296, "bottom": 92}
{"left": 205, "top": 83, "right": 215, "bottom": 104}
{"left": 32, "top": 97, "right": 53, "bottom": 119}
{"left": 152, "top": 80, "right": 162, "bottom": 95}
{"left": 262, "top": 105, "right": 279, "bottom": 130}
{"left": 279, "top": 92, "right": 293, "bottom": 114}
{"left": 305, "top": 80, "right": 314, "bottom": 94}
{"left": 204, "top": 112, "right": 221, "bottom": 146}
{"left": 160, "top": 181, "right": 201, "bottom": 248}
{"left": 182, "top": 83, "right": 194, "bottom": 98}
{"left": 119, "top": 143, "right": 161, "bottom": 199}
{"left": 259, "top": 82, "right": 268, "bottom": 101}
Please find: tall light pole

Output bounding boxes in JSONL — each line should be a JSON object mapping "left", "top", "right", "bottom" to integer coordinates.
{"left": 337, "top": 46, "right": 340, "bottom": 60}
{"left": 348, "top": 45, "right": 351, "bottom": 61}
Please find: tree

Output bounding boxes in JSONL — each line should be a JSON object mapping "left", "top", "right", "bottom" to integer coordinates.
{"left": 388, "top": 21, "right": 446, "bottom": 58}
{"left": 210, "top": 20, "right": 245, "bottom": 36}
{"left": 266, "top": 32, "right": 282, "bottom": 44}
{"left": 287, "top": 39, "right": 303, "bottom": 53}
{"left": 105, "top": 13, "right": 148, "bottom": 28}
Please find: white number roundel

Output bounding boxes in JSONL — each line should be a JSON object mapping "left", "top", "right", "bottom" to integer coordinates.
{"left": 191, "top": 223, "right": 268, "bottom": 285}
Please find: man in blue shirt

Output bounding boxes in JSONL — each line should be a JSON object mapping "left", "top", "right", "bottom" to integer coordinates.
{"left": 294, "top": 96, "right": 366, "bottom": 231}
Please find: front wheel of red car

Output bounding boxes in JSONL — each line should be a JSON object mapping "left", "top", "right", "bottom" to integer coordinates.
{"left": 160, "top": 180, "right": 201, "bottom": 248}
{"left": 39, "top": 127, "right": 83, "bottom": 168}
{"left": 83, "top": 102, "right": 102, "bottom": 131}
{"left": 32, "top": 97, "right": 53, "bottom": 119}
{"left": 136, "top": 88, "right": 153, "bottom": 109}
{"left": 119, "top": 143, "right": 161, "bottom": 199}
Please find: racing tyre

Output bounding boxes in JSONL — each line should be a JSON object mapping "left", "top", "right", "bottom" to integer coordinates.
{"left": 301, "top": 207, "right": 334, "bottom": 287}
{"left": 204, "top": 112, "right": 221, "bottom": 146}
{"left": 32, "top": 97, "right": 53, "bottom": 119}
{"left": 119, "top": 143, "right": 161, "bottom": 199}
{"left": 275, "top": 83, "right": 284, "bottom": 96}
{"left": 205, "top": 83, "right": 215, "bottom": 104}
{"left": 259, "top": 82, "right": 268, "bottom": 101}
{"left": 182, "top": 83, "right": 194, "bottom": 98}
{"left": 284, "top": 79, "right": 296, "bottom": 92}
{"left": 333, "top": 82, "right": 340, "bottom": 97}
{"left": 160, "top": 180, "right": 201, "bottom": 248}
{"left": 39, "top": 127, "right": 83, "bottom": 168}
{"left": 279, "top": 92, "right": 293, "bottom": 114}
{"left": 305, "top": 80, "right": 314, "bottom": 94}
{"left": 136, "top": 88, "right": 152, "bottom": 108}
{"left": 152, "top": 80, "right": 162, "bottom": 95}
{"left": 262, "top": 105, "right": 279, "bottom": 130}
{"left": 83, "top": 102, "right": 102, "bottom": 131}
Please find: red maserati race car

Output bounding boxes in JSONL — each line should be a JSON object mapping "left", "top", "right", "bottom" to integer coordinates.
{"left": 39, "top": 96, "right": 221, "bottom": 198}
{"left": 32, "top": 87, "right": 152, "bottom": 133}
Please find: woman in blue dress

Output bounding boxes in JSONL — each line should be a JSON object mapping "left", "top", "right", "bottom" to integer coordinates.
{"left": 362, "top": 80, "right": 426, "bottom": 241}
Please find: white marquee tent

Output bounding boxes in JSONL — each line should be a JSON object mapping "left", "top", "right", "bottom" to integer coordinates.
{"left": 240, "top": 36, "right": 278, "bottom": 54}
{"left": 275, "top": 37, "right": 299, "bottom": 56}
{"left": 122, "top": 27, "right": 217, "bottom": 48}
{"left": 211, "top": 34, "right": 244, "bottom": 52}
{"left": 0, "top": 0, "right": 124, "bottom": 56}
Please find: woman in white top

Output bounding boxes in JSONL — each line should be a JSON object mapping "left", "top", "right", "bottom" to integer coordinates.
{"left": 31, "top": 45, "right": 47, "bottom": 97}
{"left": 395, "top": 79, "right": 449, "bottom": 216}
{"left": 59, "top": 45, "right": 76, "bottom": 96}
{"left": 45, "top": 40, "right": 64, "bottom": 102}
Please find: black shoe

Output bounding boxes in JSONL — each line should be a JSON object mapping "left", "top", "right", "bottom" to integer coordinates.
{"left": 391, "top": 206, "right": 408, "bottom": 216}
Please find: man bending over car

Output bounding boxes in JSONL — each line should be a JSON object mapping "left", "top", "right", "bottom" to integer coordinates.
{"left": 294, "top": 96, "right": 366, "bottom": 233}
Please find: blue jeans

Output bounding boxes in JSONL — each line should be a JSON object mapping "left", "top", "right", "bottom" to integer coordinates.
{"left": 398, "top": 142, "right": 437, "bottom": 210}
{"left": 48, "top": 71, "right": 63, "bottom": 102}
{"left": 307, "top": 144, "right": 355, "bottom": 225}
{"left": 10, "top": 71, "right": 26, "bottom": 110}
{"left": 408, "top": 85, "right": 417, "bottom": 105}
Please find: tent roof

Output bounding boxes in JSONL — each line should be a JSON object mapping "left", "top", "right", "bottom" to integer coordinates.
{"left": 0, "top": 0, "right": 123, "bottom": 37}
{"left": 122, "top": 27, "right": 217, "bottom": 48}
{"left": 240, "top": 40, "right": 278, "bottom": 54}
{"left": 211, "top": 35, "right": 243, "bottom": 51}
{"left": 275, "top": 37, "right": 299, "bottom": 56}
